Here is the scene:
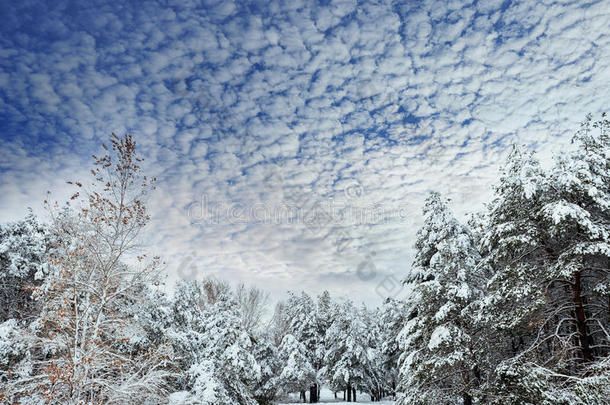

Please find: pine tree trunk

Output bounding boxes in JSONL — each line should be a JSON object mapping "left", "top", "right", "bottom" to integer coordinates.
{"left": 347, "top": 384, "right": 352, "bottom": 401}
{"left": 463, "top": 393, "right": 472, "bottom": 405}
{"left": 353, "top": 388, "right": 356, "bottom": 401}
{"left": 572, "top": 271, "right": 594, "bottom": 362}
{"left": 309, "top": 384, "right": 317, "bottom": 403}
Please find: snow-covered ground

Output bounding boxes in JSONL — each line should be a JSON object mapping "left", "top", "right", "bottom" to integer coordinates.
{"left": 277, "top": 387, "right": 394, "bottom": 404}
{"left": 278, "top": 397, "right": 394, "bottom": 405}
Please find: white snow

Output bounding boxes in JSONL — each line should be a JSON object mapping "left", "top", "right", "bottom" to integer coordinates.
{"left": 427, "top": 325, "right": 451, "bottom": 350}
{"left": 277, "top": 401, "right": 394, "bottom": 404}
{"left": 276, "top": 386, "right": 394, "bottom": 404}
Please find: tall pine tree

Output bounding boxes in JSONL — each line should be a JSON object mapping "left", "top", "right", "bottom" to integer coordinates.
{"left": 397, "top": 192, "right": 485, "bottom": 405}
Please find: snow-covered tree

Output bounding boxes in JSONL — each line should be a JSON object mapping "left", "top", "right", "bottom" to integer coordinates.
{"left": 285, "top": 291, "right": 323, "bottom": 401}
{"left": 360, "top": 305, "right": 389, "bottom": 401}
{"left": 397, "top": 192, "right": 485, "bottom": 405}
{"left": 541, "top": 113, "right": 610, "bottom": 364}
{"left": 235, "top": 283, "right": 270, "bottom": 336}
{"left": 252, "top": 331, "right": 282, "bottom": 404}
{"left": 480, "top": 116, "right": 610, "bottom": 402}
{"left": 269, "top": 301, "right": 291, "bottom": 347}
{"left": 168, "top": 279, "right": 261, "bottom": 405}
{"left": 4, "top": 134, "right": 173, "bottom": 404}
{"left": 0, "top": 213, "right": 52, "bottom": 395}
{"left": 380, "top": 297, "right": 407, "bottom": 397}
{"left": 315, "top": 290, "right": 334, "bottom": 359}
{"left": 480, "top": 146, "right": 547, "bottom": 331}
{"left": 0, "top": 212, "right": 51, "bottom": 323}
{"left": 322, "top": 300, "right": 372, "bottom": 402}
{"left": 278, "top": 334, "right": 316, "bottom": 400}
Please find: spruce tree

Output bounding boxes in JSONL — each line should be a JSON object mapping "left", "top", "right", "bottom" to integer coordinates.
{"left": 397, "top": 192, "right": 485, "bottom": 405}
{"left": 480, "top": 117, "right": 610, "bottom": 403}
{"left": 278, "top": 334, "right": 316, "bottom": 400}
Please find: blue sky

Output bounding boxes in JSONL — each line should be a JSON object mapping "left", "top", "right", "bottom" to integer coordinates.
{"left": 1, "top": 0, "right": 609, "bottom": 305}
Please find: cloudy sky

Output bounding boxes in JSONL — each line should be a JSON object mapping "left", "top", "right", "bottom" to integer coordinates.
{"left": 1, "top": 0, "right": 609, "bottom": 305}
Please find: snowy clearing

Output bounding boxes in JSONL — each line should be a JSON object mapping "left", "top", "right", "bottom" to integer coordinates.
{"left": 277, "top": 399, "right": 394, "bottom": 405}
{"left": 276, "top": 387, "right": 394, "bottom": 404}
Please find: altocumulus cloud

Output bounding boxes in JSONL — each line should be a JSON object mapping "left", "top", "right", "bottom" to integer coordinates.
{"left": 0, "top": 0, "right": 608, "bottom": 304}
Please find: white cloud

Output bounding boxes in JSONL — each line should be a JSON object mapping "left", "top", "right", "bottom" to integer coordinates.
{"left": 0, "top": 0, "right": 609, "bottom": 305}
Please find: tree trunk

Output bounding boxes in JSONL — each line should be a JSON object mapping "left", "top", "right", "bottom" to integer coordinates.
{"left": 300, "top": 390, "right": 306, "bottom": 402}
{"left": 463, "top": 393, "right": 472, "bottom": 405}
{"left": 353, "top": 388, "right": 356, "bottom": 402}
{"left": 309, "top": 384, "right": 317, "bottom": 403}
{"left": 572, "top": 271, "right": 594, "bottom": 362}
{"left": 347, "top": 384, "right": 352, "bottom": 401}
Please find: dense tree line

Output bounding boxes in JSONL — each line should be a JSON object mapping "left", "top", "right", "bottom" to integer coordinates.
{"left": 397, "top": 114, "right": 610, "bottom": 404}
{"left": 0, "top": 133, "right": 395, "bottom": 404}
{"left": 1, "top": 114, "right": 609, "bottom": 404}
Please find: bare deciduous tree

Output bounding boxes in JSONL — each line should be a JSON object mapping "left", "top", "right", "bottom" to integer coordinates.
{"left": 235, "top": 283, "right": 270, "bottom": 335}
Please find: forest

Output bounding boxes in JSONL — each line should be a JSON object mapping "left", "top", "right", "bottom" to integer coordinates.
{"left": 1, "top": 114, "right": 609, "bottom": 404}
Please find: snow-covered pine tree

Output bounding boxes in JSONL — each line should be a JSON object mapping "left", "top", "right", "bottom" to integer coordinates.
{"left": 169, "top": 279, "right": 210, "bottom": 377}
{"left": 322, "top": 300, "right": 372, "bottom": 402}
{"left": 316, "top": 291, "right": 333, "bottom": 358}
{"left": 252, "top": 331, "right": 282, "bottom": 404}
{"left": 278, "top": 334, "right": 316, "bottom": 401}
{"left": 314, "top": 290, "right": 334, "bottom": 400}
{"left": 116, "top": 283, "right": 172, "bottom": 355}
{"left": 0, "top": 212, "right": 51, "bottom": 323}
{"left": 360, "top": 304, "right": 388, "bottom": 401}
{"left": 286, "top": 291, "right": 322, "bottom": 402}
{"left": 474, "top": 146, "right": 550, "bottom": 403}
{"left": 481, "top": 116, "right": 610, "bottom": 402}
{"left": 397, "top": 192, "right": 485, "bottom": 405}
{"left": 380, "top": 297, "right": 408, "bottom": 397}
{"left": 168, "top": 279, "right": 261, "bottom": 405}
{"left": 200, "top": 293, "right": 261, "bottom": 404}
{"left": 541, "top": 113, "right": 610, "bottom": 365}
{"left": 480, "top": 146, "right": 547, "bottom": 329}
{"left": 0, "top": 213, "right": 52, "bottom": 397}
